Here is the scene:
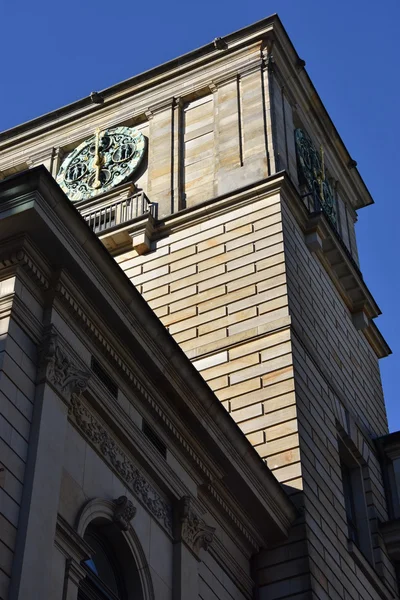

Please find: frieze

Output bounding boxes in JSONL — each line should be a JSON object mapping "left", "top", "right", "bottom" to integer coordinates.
{"left": 69, "top": 395, "right": 172, "bottom": 533}
{"left": 113, "top": 495, "right": 137, "bottom": 531}
{"left": 177, "top": 496, "right": 215, "bottom": 556}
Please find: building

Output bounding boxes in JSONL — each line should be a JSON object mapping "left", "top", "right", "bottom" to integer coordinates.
{"left": 0, "top": 13, "right": 399, "bottom": 600}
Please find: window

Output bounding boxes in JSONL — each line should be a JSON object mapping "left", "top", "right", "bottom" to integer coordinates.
{"left": 341, "top": 460, "right": 359, "bottom": 545}
{"left": 79, "top": 526, "right": 126, "bottom": 600}
{"left": 75, "top": 501, "right": 150, "bottom": 600}
{"left": 339, "top": 441, "right": 374, "bottom": 563}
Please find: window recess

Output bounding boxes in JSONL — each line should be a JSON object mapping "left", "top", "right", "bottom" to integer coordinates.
{"left": 339, "top": 440, "right": 374, "bottom": 564}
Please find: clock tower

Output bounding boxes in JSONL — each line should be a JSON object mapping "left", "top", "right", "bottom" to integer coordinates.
{"left": 0, "top": 14, "right": 398, "bottom": 600}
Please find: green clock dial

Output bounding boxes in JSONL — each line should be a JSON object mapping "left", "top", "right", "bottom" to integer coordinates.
{"left": 295, "top": 128, "right": 337, "bottom": 228}
{"left": 56, "top": 126, "right": 146, "bottom": 202}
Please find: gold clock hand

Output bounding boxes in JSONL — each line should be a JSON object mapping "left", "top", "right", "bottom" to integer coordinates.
{"left": 93, "top": 127, "right": 102, "bottom": 189}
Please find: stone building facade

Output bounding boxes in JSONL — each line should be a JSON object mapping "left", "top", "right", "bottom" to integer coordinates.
{"left": 0, "top": 13, "right": 399, "bottom": 600}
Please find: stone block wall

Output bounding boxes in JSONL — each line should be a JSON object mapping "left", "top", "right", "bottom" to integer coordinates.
{"left": 117, "top": 180, "right": 397, "bottom": 599}
{"left": 0, "top": 277, "right": 38, "bottom": 600}
{"left": 117, "top": 188, "right": 302, "bottom": 492}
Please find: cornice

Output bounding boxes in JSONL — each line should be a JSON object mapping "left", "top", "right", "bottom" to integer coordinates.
{"left": 156, "top": 172, "right": 286, "bottom": 236}
{"left": 0, "top": 20, "right": 275, "bottom": 147}
{"left": 0, "top": 236, "right": 50, "bottom": 291}
{"left": 85, "top": 374, "right": 207, "bottom": 500}
{"left": 0, "top": 43, "right": 265, "bottom": 166}
{"left": 145, "top": 97, "right": 175, "bottom": 119}
{"left": 84, "top": 373, "right": 271, "bottom": 555}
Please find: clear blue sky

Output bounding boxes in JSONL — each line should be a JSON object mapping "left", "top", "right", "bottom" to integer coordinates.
{"left": 1, "top": 1, "right": 399, "bottom": 430}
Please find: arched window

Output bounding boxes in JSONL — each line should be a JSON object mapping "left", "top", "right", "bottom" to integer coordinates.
{"left": 79, "top": 524, "right": 126, "bottom": 600}
{"left": 76, "top": 498, "right": 154, "bottom": 600}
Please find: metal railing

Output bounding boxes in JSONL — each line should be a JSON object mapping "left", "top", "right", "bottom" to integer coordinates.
{"left": 83, "top": 191, "right": 155, "bottom": 234}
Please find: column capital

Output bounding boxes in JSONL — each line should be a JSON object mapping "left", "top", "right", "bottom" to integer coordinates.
{"left": 175, "top": 496, "right": 215, "bottom": 558}
{"left": 38, "top": 326, "right": 90, "bottom": 406}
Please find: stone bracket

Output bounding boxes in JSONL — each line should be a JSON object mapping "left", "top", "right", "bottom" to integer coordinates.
{"left": 129, "top": 213, "right": 156, "bottom": 255}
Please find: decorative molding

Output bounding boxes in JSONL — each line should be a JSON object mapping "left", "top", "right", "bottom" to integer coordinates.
{"left": 69, "top": 395, "right": 172, "bottom": 534}
{"left": 38, "top": 328, "right": 90, "bottom": 404}
{"left": 113, "top": 495, "right": 137, "bottom": 531}
{"left": 55, "top": 514, "right": 91, "bottom": 592}
{"left": 56, "top": 514, "right": 92, "bottom": 563}
{"left": 177, "top": 496, "right": 215, "bottom": 556}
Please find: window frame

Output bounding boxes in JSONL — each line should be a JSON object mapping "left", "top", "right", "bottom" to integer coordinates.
{"left": 339, "top": 438, "right": 374, "bottom": 565}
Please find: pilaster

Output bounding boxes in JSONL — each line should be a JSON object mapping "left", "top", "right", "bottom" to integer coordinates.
{"left": 173, "top": 496, "right": 215, "bottom": 599}
{"left": 239, "top": 59, "right": 268, "bottom": 166}
{"left": 146, "top": 98, "right": 175, "bottom": 218}
{"left": 9, "top": 327, "right": 90, "bottom": 600}
{"left": 211, "top": 74, "right": 242, "bottom": 196}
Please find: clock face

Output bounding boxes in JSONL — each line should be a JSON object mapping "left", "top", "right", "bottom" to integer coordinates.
{"left": 295, "top": 128, "right": 337, "bottom": 228}
{"left": 56, "top": 126, "right": 146, "bottom": 202}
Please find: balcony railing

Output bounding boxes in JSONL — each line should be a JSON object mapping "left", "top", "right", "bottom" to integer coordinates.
{"left": 83, "top": 191, "right": 155, "bottom": 234}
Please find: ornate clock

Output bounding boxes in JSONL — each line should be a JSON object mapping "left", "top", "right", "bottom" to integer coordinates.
{"left": 56, "top": 126, "right": 146, "bottom": 202}
{"left": 295, "top": 128, "right": 337, "bottom": 228}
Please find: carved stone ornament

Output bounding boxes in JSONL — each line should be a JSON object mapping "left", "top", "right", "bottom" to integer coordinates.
{"left": 69, "top": 395, "right": 172, "bottom": 533}
{"left": 39, "top": 330, "right": 90, "bottom": 403}
{"left": 178, "top": 496, "right": 215, "bottom": 555}
{"left": 113, "top": 496, "right": 137, "bottom": 531}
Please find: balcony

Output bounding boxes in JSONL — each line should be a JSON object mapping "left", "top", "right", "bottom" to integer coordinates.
{"left": 81, "top": 190, "right": 155, "bottom": 234}
{"left": 78, "top": 186, "right": 156, "bottom": 254}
